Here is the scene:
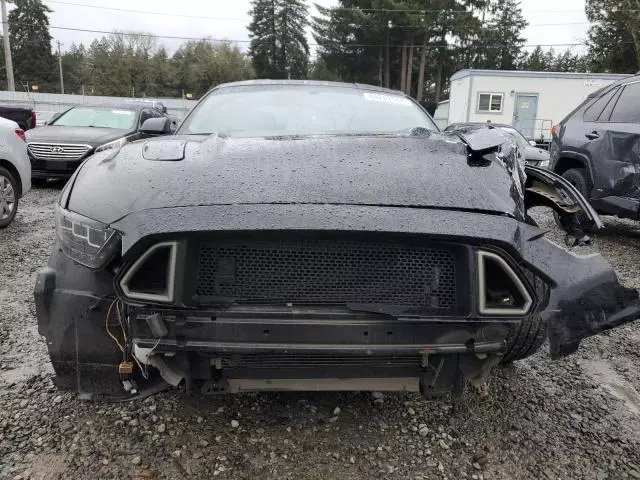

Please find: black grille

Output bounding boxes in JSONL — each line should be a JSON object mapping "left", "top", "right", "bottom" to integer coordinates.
{"left": 219, "top": 353, "right": 421, "bottom": 368}
{"left": 195, "top": 239, "right": 458, "bottom": 310}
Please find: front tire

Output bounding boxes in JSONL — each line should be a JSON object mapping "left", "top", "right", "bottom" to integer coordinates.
{"left": 562, "top": 168, "right": 591, "bottom": 197}
{"left": 501, "top": 313, "right": 547, "bottom": 364}
{"left": 0, "top": 167, "right": 18, "bottom": 229}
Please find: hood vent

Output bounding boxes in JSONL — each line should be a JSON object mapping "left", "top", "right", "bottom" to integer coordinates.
{"left": 142, "top": 140, "right": 187, "bottom": 161}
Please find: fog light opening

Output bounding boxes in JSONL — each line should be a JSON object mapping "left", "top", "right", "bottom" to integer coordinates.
{"left": 120, "top": 241, "right": 177, "bottom": 303}
{"left": 477, "top": 251, "right": 532, "bottom": 315}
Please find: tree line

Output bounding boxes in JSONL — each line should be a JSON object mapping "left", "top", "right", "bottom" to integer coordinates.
{"left": 0, "top": 0, "right": 637, "bottom": 102}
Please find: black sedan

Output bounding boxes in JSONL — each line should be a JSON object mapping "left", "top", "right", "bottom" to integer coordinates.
{"left": 26, "top": 102, "right": 172, "bottom": 182}
{"left": 35, "top": 80, "right": 640, "bottom": 400}
{"left": 445, "top": 123, "right": 550, "bottom": 168}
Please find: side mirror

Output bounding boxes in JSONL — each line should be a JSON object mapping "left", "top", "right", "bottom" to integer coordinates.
{"left": 529, "top": 140, "right": 537, "bottom": 147}
{"left": 141, "top": 117, "right": 173, "bottom": 135}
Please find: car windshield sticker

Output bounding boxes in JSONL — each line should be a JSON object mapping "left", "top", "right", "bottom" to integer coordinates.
{"left": 363, "top": 92, "right": 412, "bottom": 106}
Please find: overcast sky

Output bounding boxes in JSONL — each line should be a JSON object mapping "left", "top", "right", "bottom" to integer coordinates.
{"left": 27, "top": 0, "right": 589, "bottom": 55}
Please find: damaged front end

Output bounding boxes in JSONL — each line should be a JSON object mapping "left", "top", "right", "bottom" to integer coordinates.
{"left": 34, "top": 129, "right": 640, "bottom": 400}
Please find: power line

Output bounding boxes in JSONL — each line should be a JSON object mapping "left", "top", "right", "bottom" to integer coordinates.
{"left": 44, "top": 0, "right": 249, "bottom": 21}
{"left": 44, "top": 0, "right": 595, "bottom": 21}
{"left": 355, "top": 21, "right": 589, "bottom": 29}
{"left": 332, "top": 6, "right": 613, "bottom": 14}
{"left": 48, "top": 25, "right": 251, "bottom": 43}
{"left": 45, "top": 26, "right": 593, "bottom": 49}
{"left": 0, "top": 23, "right": 594, "bottom": 50}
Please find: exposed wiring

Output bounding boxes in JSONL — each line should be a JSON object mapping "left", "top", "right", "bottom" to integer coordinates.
{"left": 142, "top": 337, "right": 162, "bottom": 380}
{"left": 105, "top": 298, "right": 145, "bottom": 375}
{"left": 105, "top": 298, "right": 124, "bottom": 352}
{"left": 115, "top": 300, "right": 145, "bottom": 374}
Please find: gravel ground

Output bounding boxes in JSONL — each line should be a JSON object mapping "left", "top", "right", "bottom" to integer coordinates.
{"left": 1, "top": 186, "right": 640, "bottom": 480}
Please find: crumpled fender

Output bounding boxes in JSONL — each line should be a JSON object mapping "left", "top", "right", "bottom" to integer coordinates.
{"left": 518, "top": 234, "right": 640, "bottom": 357}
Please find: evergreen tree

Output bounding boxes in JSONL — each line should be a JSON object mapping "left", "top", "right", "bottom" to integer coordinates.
{"left": 173, "top": 40, "right": 254, "bottom": 98}
{"left": 520, "top": 46, "right": 547, "bottom": 71}
{"left": 585, "top": 0, "right": 640, "bottom": 73}
{"left": 312, "top": 1, "right": 383, "bottom": 85}
{"left": 518, "top": 46, "right": 588, "bottom": 72}
{"left": 477, "top": 0, "right": 527, "bottom": 70}
{"left": 276, "top": 0, "right": 310, "bottom": 78}
{"left": 248, "top": 0, "right": 279, "bottom": 78}
{"left": 312, "top": 0, "right": 487, "bottom": 100}
{"left": 248, "top": 0, "right": 310, "bottom": 79}
{"left": 8, "top": 0, "right": 57, "bottom": 91}
{"left": 61, "top": 43, "right": 88, "bottom": 94}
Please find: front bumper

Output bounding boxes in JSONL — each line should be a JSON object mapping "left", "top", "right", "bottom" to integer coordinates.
{"left": 31, "top": 169, "right": 75, "bottom": 180}
{"left": 35, "top": 206, "right": 640, "bottom": 397}
{"left": 35, "top": 242, "right": 515, "bottom": 397}
{"left": 29, "top": 152, "right": 88, "bottom": 179}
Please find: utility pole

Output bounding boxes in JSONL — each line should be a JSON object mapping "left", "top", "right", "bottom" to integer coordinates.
{"left": 1, "top": 0, "right": 15, "bottom": 91}
{"left": 384, "top": 21, "right": 391, "bottom": 88}
{"left": 57, "top": 41, "right": 64, "bottom": 94}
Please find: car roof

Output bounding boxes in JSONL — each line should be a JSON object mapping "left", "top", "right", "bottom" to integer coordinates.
{"left": 587, "top": 73, "right": 640, "bottom": 99}
{"left": 608, "top": 73, "right": 640, "bottom": 88}
{"left": 214, "top": 79, "right": 407, "bottom": 97}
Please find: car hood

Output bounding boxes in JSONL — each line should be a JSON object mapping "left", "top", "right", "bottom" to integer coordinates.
{"left": 67, "top": 133, "right": 524, "bottom": 225}
{"left": 25, "top": 125, "right": 131, "bottom": 146}
{"left": 523, "top": 145, "right": 550, "bottom": 162}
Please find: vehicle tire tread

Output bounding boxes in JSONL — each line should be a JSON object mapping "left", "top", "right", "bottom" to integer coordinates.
{"left": 501, "top": 313, "right": 547, "bottom": 364}
{"left": 0, "top": 166, "right": 18, "bottom": 229}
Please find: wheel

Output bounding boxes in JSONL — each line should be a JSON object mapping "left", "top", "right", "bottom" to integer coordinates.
{"left": 0, "top": 167, "right": 18, "bottom": 228}
{"left": 553, "top": 168, "right": 597, "bottom": 233}
{"left": 31, "top": 178, "right": 49, "bottom": 187}
{"left": 562, "top": 168, "right": 591, "bottom": 197}
{"left": 500, "top": 313, "right": 547, "bottom": 364}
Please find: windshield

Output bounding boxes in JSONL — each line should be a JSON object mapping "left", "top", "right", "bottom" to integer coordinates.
{"left": 51, "top": 107, "right": 137, "bottom": 129}
{"left": 178, "top": 84, "right": 437, "bottom": 137}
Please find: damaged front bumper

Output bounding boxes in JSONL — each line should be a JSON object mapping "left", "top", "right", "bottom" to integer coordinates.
{"left": 34, "top": 206, "right": 640, "bottom": 398}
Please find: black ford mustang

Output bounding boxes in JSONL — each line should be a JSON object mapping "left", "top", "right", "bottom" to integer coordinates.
{"left": 35, "top": 80, "right": 640, "bottom": 400}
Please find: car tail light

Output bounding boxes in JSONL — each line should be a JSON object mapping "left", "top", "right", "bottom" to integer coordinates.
{"left": 15, "top": 129, "right": 25, "bottom": 141}
{"left": 551, "top": 124, "right": 558, "bottom": 137}
{"left": 32, "top": 111, "right": 36, "bottom": 128}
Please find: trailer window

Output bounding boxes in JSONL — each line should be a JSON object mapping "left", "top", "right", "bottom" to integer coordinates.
{"left": 477, "top": 93, "right": 503, "bottom": 113}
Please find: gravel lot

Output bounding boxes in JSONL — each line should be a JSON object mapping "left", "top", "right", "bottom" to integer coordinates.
{"left": 1, "top": 185, "right": 640, "bottom": 480}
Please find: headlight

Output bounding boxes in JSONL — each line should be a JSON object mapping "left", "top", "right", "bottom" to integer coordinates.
{"left": 55, "top": 204, "right": 121, "bottom": 269}
{"left": 95, "top": 136, "right": 129, "bottom": 153}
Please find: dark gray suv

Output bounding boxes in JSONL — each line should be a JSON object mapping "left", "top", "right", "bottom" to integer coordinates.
{"left": 550, "top": 75, "right": 640, "bottom": 221}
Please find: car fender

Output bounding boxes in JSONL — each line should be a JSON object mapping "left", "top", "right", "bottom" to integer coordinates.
{"left": 524, "top": 165, "right": 603, "bottom": 232}
{"left": 553, "top": 150, "right": 594, "bottom": 184}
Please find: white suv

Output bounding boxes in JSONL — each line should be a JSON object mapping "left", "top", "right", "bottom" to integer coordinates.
{"left": 0, "top": 116, "right": 30, "bottom": 228}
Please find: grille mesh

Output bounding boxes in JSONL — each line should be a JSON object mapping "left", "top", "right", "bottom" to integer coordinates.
{"left": 195, "top": 239, "right": 458, "bottom": 310}
{"left": 28, "top": 143, "right": 91, "bottom": 160}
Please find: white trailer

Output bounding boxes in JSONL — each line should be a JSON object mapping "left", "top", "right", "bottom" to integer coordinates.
{"left": 443, "top": 69, "right": 631, "bottom": 140}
